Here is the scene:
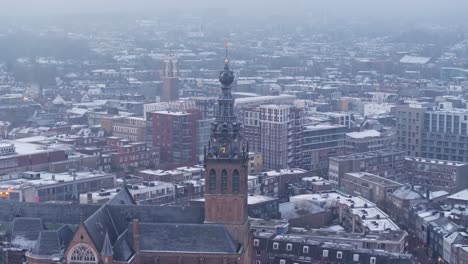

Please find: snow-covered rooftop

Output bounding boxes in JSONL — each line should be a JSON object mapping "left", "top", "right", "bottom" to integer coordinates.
{"left": 346, "top": 130, "right": 381, "bottom": 139}
{"left": 448, "top": 188, "right": 468, "bottom": 202}
{"left": 400, "top": 55, "right": 431, "bottom": 64}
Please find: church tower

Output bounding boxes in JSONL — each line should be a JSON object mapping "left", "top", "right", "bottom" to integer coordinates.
{"left": 161, "top": 53, "right": 179, "bottom": 102}
{"left": 204, "top": 52, "right": 249, "bottom": 233}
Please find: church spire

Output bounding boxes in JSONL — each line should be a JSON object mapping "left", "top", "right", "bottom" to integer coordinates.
{"left": 205, "top": 44, "right": 245, "bottom": 160}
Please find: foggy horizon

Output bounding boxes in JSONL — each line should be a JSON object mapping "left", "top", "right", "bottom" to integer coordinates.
{"left": 2, "top": 0, "right": 468, "bottom": 24}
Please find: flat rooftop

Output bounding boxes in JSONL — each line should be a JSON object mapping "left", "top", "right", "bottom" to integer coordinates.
{"left": 304, "top": 124, "right": 345, "bottom": 131}
{"left": 289, "top": 228, "right": 406, "bottom": 242}
{"left": 361, "top": 219, "right": 400, "bottom": 231}
{"left": 331, "top": 150, "right": 405, "bottom": 161}
{"left": 405, "top": 156, "right": 467, "bottom": 167}
{"left": 344, "top": 172, "right": 402, "bottom": 187}
{"left": 0, "top": 140, "right": 68, "bottom": 160}
{"left": 346, "top": 130, "right": 381, "bottom": 139}
{"left": 80, "top": 181, "right": 175, "bottom": 201}
{"left": 192, "top": 194, "right": 277, "bottom": 205}
{"left": 0, "top": 171, "right": 114, "bottom": 190}
{"left": 256, "top": 168, "right": 308, "bottom": 177}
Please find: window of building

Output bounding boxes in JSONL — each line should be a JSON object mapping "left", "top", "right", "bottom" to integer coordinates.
{"left": 221, "top": 169, "right": 228, "bottom": 193}
{"left": 209, "top": 169, "right": 216, "bottom": 191}
{"left": 256, "top": 250, "right": 261, "bottom": 256}
{"left": 69, "top": 244, "right": 97, "bottom": 263}
{"left": 353, "top": 254, "right": 359, "bottom": 262}
{"left": 254, "top": 239, "right": 259, "bottom": 247}
{"left": 370, "top": 257, "right": 376, "bottom": 264}
{"left": 273, "top": 242, "right": 279, "bottom": 250}
{"left": 322, "top": 250, "right": 329, "bottom": 257}
{"left": 337, "top": 251, "right": 343, "bottom": 259}
{"left": 303, "top": 246, "right": 309, "bottom": 253}
{"left": 255, "top": 261, "right": 261, "bottom": 264}
{"left": 233, "top": 170, "right": 240, "bottom": 193}
{"left": 279, "top": 260, "right": 286, "bottom": 264}
{"left": 286, "top": 243, "right": 292, "bottom": 251}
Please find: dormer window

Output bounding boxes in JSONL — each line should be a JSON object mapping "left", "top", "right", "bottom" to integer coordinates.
{"left": 253, "top": 239, "right": 259, "bottom": 247}
{"left": 273, "top": 242, "right": 279, "bottom": 250}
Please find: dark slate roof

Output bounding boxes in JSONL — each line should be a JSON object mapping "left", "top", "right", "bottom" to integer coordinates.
{"left": 10, "top": 217, "right": 44, "bottom": 249}
{"left": 106, "top": 188, "right": 135, "bottom": 206}
{"left": 130, "top": 223, "right": 240, "bottom": 253}
{"left": 101, "top": 231, "right": 114, "bottom": 256}
{"left": 113, "top": 230, "right": 133, "bottom": 262}
{"left": 83, "top": 206, "right": 119, "bottom": 253}
{"left": 0, "top": 200, "right": 100, "bottom": 224}
{"left": 57, "top": 225, "right": 74, "bottom": 249}
{"left": 397, "top": 87, "right": 420, "bottom": 97}
{"left": 31, "top": 231, "right": 60, "bottom": 256}
{"left": 107, "top": 205, "right": 204, "bottom": 235}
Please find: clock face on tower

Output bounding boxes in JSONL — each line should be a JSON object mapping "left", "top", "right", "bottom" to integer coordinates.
{"left": 220, "top": 145, "right": 229, "bottom": 154}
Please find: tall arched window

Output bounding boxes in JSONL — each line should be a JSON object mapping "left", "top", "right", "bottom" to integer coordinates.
{"left": 209, "top": 169, "right": 216, "bottom": 191}
{"left": 221, "top": 169, "right": 228, "bottom": 193}
{"left": 233, "top": 170, "right": 240, "bottom": 193}
{"left": 68, "top": 244, "right": 98, "bottom": 264}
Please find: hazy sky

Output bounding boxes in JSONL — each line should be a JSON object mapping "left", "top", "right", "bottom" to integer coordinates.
{"left": 2, "top": 0, "right": 468, "bottom": 23}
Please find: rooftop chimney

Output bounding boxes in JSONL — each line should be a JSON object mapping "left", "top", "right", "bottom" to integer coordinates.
{"left": 133, "top": 219, "right": 140, "bottom": 257}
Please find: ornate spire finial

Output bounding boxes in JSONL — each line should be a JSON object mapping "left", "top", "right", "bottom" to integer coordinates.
{"left": 224, "top": 40, "right": 229, "bottom": 66}
{"left": 219, "top": 41, "right": 234, "bottom": 87}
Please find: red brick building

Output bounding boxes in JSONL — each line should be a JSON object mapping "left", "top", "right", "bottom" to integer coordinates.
{"left": 104, "top": 137, "right": 155, "bottom": 171}
{"left": 152, "top": 110, "right": 201, "bottom": 168}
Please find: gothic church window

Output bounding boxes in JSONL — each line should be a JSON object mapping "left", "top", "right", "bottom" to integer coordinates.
{"left": 209, "top": 169, "right": 216, "bottom": 191}
{"left": 221, "top": 169, "right": 228, "bottom": 193}
{"left": 69, "top": 244, "right": 97, "bottom": 264}
{"left": 233, "top": 170, "right": 240, "bottom": 193}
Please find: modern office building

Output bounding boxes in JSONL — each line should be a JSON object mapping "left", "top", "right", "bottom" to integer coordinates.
{"left": 395, "top": 103, "right": 429, "bottom": 156}
{"left": 241, "top": 107, "right": 261, "bottom": 153}
{"left": 197, "top": 118, "right": 214, "bottom": 162}
{"left": 345, "top": 129, "right": 396, "bottom": 154}
{"left": 260, "top": 105, "right": 303, "bottom": 170}
{"left": 421, "top": 105, "right": 468, "bottom": 162}
{"left": 302, "top": 124, "right": 346, "bottom": 175}
{"left": 396, "top": 102, "right": 468, "bottom": 163}
{"left": 341, "top": 172, "right": 403, "bottom": 204}
{"left": 328, "top": 150, "right": 406, "bottom": 187}
{"left": 404, "top": 157, "right": 468, "bottom": 193}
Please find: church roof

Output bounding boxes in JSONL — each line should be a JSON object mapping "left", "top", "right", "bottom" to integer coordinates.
{"left": 132, "top": 223, "right": 240, "bottom": 253}
{"left": 100, "top": 231, "right": 114, "bottom": 256}
{"left": 31, "top": 230, "right": 61, "bottom": 256}
{"left": 106, "top": 204, "right": 205, "bottom": 235}
{"left": 83, "top": 206, "right": 119, "bottom": 253}
{"left": 112, "top": 230, "right": 133, "bottom": 261}
{"left": 83, "top": 188, "right": 205, "bottom": 259}
{"left": 10, "top": 217, "right": 44, "bottom": 249}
